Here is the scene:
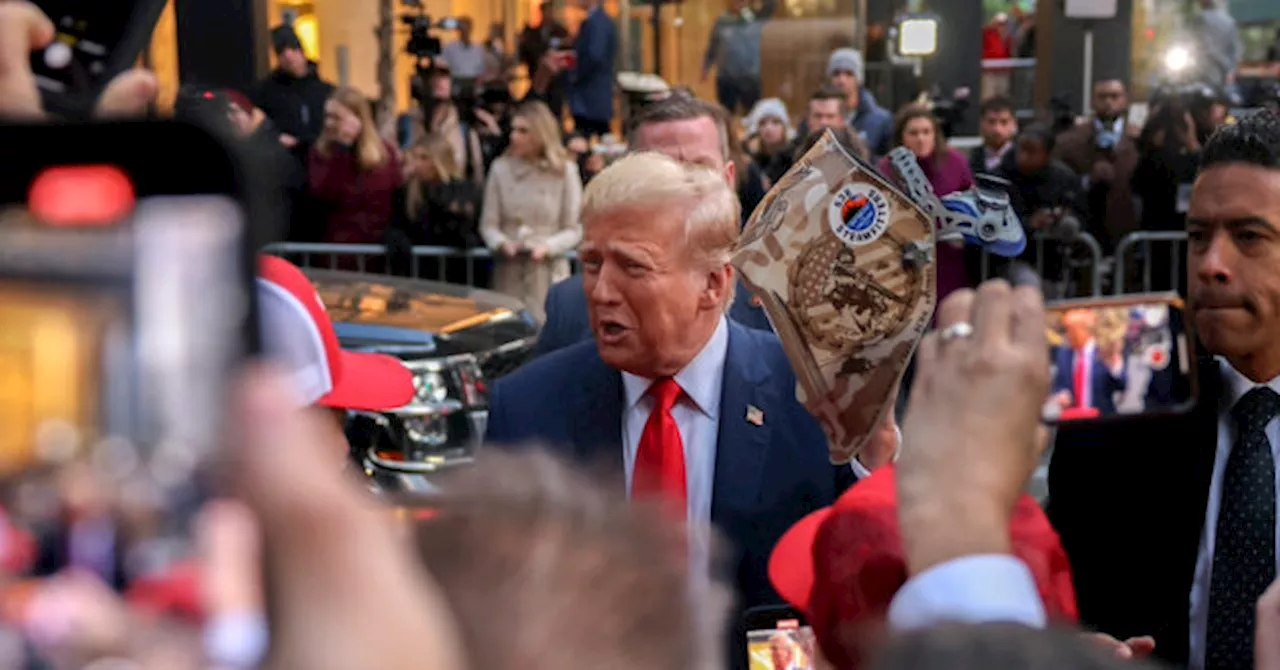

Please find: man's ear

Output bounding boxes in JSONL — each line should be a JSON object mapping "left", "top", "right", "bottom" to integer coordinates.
{"left": 700, "top": 263, "right": 734, "bottom": 310}
{"left": 723, "top": 160, "right": 737, "bottom": 189}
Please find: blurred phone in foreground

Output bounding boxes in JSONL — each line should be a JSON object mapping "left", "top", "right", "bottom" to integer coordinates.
{"left": 743, "top": 605, "right": 826, "bottom": 670}
{"left": 0, "top": 121, "right": 260, "bottom": 615}
{"left": 1042, "top": 293, "right": 1195, "bottom": 424}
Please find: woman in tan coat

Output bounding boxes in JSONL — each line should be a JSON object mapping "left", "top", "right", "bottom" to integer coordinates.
{"left": 479, "top": 101, "right": 582, "bottom": 322}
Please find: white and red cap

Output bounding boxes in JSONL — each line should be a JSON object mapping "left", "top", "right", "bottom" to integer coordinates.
{"left": 257, "top": 255, "right": 415, "bottom": 411}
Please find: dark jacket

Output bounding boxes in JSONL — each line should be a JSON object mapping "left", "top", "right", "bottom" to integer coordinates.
{"left": 1053, "top": 120, "right": 1140, "bottom": 251}
{"left": 386, "top": 180, "right": 485, "bottom": 284}
{"left": 487, "top": 321, "right": 857, "bottom": 670}
{"left": 1048, "top": 355, "right": 1215, "bottom": 667}
{"left": 568, "top": 7, "right": 617, "bottom": 123}
{"left": 251, "top": 64, "right": 335, "bottom": 147}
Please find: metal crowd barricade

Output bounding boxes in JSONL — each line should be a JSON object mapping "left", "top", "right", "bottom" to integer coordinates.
{"left": 977, "top": 230, "right": 1106, "bottom": 298}
{"left": 1112, "top": 231, "right": 1188, "bottom": 295}
{"left": 261, "top": 243, "right": 393, "bottom": 274}
{"left": 262, "top": 242, "right": 580, "bottom": 288}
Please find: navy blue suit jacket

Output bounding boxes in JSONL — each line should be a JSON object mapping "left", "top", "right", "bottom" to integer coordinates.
{"left": 487, "top": 321, "right": 855, "bottom": 614}
{"left": 568, "top": 7, "right": 617, "bottom": 123}
{"left": 1051, "top": 346, "right": 1127, "bottom": 416}
{"left": 533, "top": 274, "right": 772, "bottom": 358}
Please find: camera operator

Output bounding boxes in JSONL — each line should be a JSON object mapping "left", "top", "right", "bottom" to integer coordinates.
{"left": 406, "top": 69, "right": 487, "bottom": 186}
{"left": 1129, "top": 88, "right": 1214, "bottom": 293}
{"left": 1053, "top": 79, "right": 1139, "bottom": 253}
{"left": 998, "top": 124, "right": 1088, "bottom": 296}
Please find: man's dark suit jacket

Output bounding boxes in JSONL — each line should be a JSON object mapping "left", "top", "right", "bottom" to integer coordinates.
{"left": 1048, "top": 356, "right": 1216, "bottom": 666}
{"left": 1051, "top": 346, "right": 1127, "bottom": 416}
{"left": 533, "top": 274, "right": 772, "bottom": 357}
{"left": 486, "top": 321, "right": 855, "bottom": 667}
{"left": 567, "top": 7, "right": 617, "bottom": 124}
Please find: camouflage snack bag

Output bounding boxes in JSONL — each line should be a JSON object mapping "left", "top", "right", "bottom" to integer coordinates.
{"left": 733, "top": 130, "right": 1026, "bottom": 463}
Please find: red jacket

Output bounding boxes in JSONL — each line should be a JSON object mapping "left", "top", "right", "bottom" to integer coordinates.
{"left": 307, "top": 141, "right": 403, "bottom": 244}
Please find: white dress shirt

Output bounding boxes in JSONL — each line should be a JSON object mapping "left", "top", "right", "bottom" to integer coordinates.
{"left": 1187, "top": 359, "right": 1280, "bottom": 670}
{"left": 888, "top": 555, "right": 1048, "bottom": 631}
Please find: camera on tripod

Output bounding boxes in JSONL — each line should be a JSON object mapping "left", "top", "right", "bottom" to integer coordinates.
{"left": 400, "top": 0, "right": 458, "bottom": 61}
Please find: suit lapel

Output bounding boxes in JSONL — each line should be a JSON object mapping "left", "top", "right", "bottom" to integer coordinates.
{"left": 569, "top": 346, "right": 626, "bottom": 484}
{"left": 711, "top": 323, "right": 773, "bottom": 527}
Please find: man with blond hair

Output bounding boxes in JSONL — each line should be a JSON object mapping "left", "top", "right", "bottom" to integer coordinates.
{"left": 486, "top": 152, "right": 860, "bottom": 669}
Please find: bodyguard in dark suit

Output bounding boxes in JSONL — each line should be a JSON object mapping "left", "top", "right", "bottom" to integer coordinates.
{"left": 567, "top": 0, "right": 617, "bottom": 138}
{"left": 487, "top": 152, "right": 893, "bottom": 670}
{"left": 1049, "top": 111, "right": 1280, "bottom": 669}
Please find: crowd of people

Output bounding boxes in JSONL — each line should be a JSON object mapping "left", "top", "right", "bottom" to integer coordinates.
{"left": 4, "top": 0, "right": 1280, "bottom": 669}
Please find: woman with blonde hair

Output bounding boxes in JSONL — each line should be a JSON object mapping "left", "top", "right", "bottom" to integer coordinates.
{"left": 387, "top": 134, "right": 486, "bottom": 285}
{"left": 307, "top": 86, "right": 402, "bottom": 252}
{"left": 479, "top": 100, "right": 582, "bottom": 321}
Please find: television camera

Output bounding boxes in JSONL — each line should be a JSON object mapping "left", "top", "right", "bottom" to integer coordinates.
{"left": 401, "top": 0, "right": 459, "bottom": 61}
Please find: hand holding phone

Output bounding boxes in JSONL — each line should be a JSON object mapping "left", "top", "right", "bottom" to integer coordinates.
{"left": 1041, "top": 294, "right": 1195, "bottom": 424}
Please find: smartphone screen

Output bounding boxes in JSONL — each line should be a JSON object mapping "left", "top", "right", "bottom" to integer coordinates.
{"left": 0, "top": 189, "right": 247, "bottom": 593}
{"left": 1042, "top": 296, "right": 1194, "bottom": 423}
{"left": 28, "top": 1, "right": 145, "bottom": 96}
{"left": 745, "top": 609, "right": 823, "bottom": 670}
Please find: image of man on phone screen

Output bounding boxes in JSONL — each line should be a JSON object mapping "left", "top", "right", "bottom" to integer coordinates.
{"left": 1050, "top": 308, "right": 1127, "bottom": 418}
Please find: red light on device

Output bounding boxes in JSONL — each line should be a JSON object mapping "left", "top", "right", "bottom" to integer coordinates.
{"left": 28, "top": 165, "right": 135, "bottom": 226}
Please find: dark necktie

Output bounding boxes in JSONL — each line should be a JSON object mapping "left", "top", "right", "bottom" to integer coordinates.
{"left": 1206, "top": 386, "right": 1280, "bottom": 670}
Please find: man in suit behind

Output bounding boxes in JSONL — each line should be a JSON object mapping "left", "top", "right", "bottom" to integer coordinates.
{"left": 567, "top": 0, "right": 616, "bottom": 138}
{"left": 534, "top": 94, "right": 772, "bottom": 357}
{"left": 1049, "top": 110, "right": 1280, "bottom": 668}
{"left": 1049, "top": 308, "right": 1126, "bottom": 417}
{"left": 486, "top": 153, "right": 896, "bottom": 668}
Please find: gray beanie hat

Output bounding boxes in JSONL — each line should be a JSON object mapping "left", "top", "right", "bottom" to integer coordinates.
{"left": 826, "top": 48, "right": 864, "bottom": 82}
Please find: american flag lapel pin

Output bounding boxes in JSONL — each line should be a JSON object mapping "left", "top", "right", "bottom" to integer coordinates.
{"left": 746, "top": 405, "right": 764, "bottom": 426}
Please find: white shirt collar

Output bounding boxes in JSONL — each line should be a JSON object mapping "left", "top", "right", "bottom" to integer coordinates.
{"left": 1217, "top": 356, "right": 1280, "bottom": 410}
{"left": 622, "top": 316, "right": 729, "bottom": 420}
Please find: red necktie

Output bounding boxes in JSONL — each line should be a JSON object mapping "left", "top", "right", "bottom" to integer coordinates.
{"left": 1073, "top": 351, "right": 1087, "bottom": 409}
{"left": 633, "top": 377, "right": 687, "bottom": 509}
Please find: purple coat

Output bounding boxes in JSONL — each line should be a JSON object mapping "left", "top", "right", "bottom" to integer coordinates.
{"left": 877, "top": 149, "right": 975, "bottom": 305}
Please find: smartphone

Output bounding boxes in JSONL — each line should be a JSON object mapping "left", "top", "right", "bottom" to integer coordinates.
{"left": 743, "top": 605, "right": 824, "bottom": 670}
{"left": 1042, "top": 293, "right": 1196, "bottom": 424}
{"left": 28, "top": 0, "right": 169, "bottom": 117}
{"left": 0, "top": 121, "right": 261, "bottom": 617}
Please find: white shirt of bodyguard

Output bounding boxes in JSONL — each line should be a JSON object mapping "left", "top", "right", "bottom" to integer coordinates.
{"left": 1187, "top": 359, "right": 1280, "bottom": 670}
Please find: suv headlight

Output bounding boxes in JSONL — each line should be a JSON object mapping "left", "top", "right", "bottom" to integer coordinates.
{"left": 412, "top": 370, "right": 449, "bottom": 405}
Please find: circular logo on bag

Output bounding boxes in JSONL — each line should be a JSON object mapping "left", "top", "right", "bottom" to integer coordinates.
{"left": 829, "top": 183, "right": 891, "bottom": 247}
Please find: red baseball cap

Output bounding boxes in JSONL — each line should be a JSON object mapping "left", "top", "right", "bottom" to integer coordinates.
{"left": 768, "top": 465, "right": 1077, "bottom": 669}
{"left": 257, "top": 255, "right": 415, "bottom": 411}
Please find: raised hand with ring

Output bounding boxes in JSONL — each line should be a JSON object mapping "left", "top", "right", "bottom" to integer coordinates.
{"left": 896, "top": 278, "right": 1052, "bottom": 575}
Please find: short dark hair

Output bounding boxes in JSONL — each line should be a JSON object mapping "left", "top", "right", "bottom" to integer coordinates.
{"left": 413, "top": 450, "right": 730, "bottom": 670}
{"left": 979, "top": 96, "right": 1015, "bottom": 118}
{"left": 809, "top": 86, "right": 845, "bottom": 106}
{"left": 1201, "top": 108, "right": 1280, "bottom": 171}
{"left": 1018, "top": 123, "right": 1057, "bottom": 154}
{"left": 625, "top": 92, "right": 730, "bottom": 160}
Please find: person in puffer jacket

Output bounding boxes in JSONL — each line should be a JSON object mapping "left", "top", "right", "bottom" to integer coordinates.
{"left": 823, "top": 48, "right": 895, "bottom": 159}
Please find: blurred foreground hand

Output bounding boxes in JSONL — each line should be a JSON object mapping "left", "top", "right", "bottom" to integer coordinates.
{"left": 897, "top": 279, "right": 1051, "bottom": 575}
{"left": 0, "top": 1, "right": 156, "bottom": 119}
{"left": 227, "top": 367, "right": 468, "bottom": 670}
